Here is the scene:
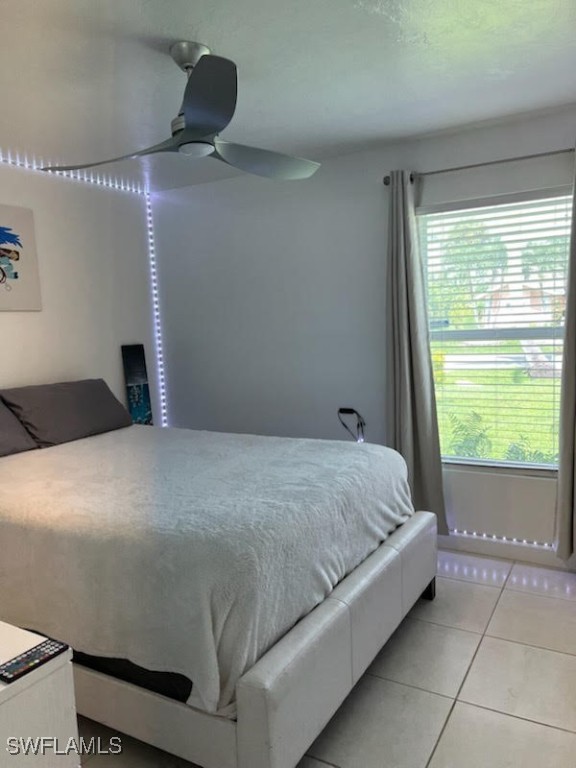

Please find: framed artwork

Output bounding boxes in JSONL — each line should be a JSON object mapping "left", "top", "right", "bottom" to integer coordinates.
{"left": 121, "top": 344, "right": 153, "bottom": 425}
{"left": 0, "top": 204, "right": 41, "bottom": 311}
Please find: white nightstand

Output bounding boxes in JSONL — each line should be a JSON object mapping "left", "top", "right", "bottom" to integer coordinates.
{"left": 0, "top": 622, "right": 79, "bottom": 767}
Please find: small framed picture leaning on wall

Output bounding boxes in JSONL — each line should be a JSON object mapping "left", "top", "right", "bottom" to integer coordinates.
{"left": 122, "top": 344, "right": 153, "bottom": 425}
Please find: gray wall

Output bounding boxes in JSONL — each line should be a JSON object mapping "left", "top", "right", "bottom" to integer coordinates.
{"left": 0, "top": 164, "right": 157, "bottom": 412}
{"left": 154, "top": 146, "right": 404, "bottom": 443}
{"left": 153, "top": 105, "right": 576, "bottom": 447}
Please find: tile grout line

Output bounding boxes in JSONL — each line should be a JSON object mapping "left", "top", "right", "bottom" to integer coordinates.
{"left": 486, "top": 559, "right": 576, "bottom": 657}
{"left": 424, "top": 561, "right": 513, "bottom": 768}
{"left": 505, "top": 585, "right": 576, "bottom": 603}
{"left": 459, "top": 562, "right": 514, "bottom": 690}
{"left": 506, "top": 556, "right": 576, "bottom": 602}
{"left": 305, "top": 757, "right": 340, "bottom": 768}
{"left": 435, "top": 573, "right": 509, "bottom": 588}
{"left": 455, "top": 698, "right": 576, "bottom": 737}
{"left": 403, "top": 614, "right": 484, "bottom": 637}
{"left": 411, "top": 612, "right": 489, "bottom": 635}
{"left": 364, "top": 671, "right": 455, "bottom": 701}
{"left": 481, "top": 631, "right": 576, "bottom": 662}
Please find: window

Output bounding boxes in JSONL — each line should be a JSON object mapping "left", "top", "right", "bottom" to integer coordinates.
{"left": 418, "top": 193, "right": 572, "bottom": 468}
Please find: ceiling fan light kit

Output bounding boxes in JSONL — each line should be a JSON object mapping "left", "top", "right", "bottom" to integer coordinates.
{"left": 42, "top": 41, "right": 320, "bottom": 181}
{"left": 178, "top": 142, "right": 214, "bottom": 158}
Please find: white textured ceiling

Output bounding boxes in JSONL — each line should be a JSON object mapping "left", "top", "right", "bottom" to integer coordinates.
{"left": 1, "top": 0, "right": 576, "bottom": 190}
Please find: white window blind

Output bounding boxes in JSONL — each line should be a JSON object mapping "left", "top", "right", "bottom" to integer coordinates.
{"left": 418, "top": 193, "right": 572, "bottom": 468}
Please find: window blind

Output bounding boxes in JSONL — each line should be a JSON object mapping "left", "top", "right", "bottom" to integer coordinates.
{"left": 418, "top": 193, "right": 572, "bottom": 468}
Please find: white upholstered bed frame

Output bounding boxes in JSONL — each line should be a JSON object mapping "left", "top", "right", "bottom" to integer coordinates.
{"left": 74, "top": 511, "right": 437, "bottom": 768}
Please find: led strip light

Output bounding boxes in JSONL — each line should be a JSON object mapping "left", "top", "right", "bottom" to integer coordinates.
{"left": 0, "top": 148, "right": 168, "bottom": 424}
{"left": 145, "top": 191, "right": 168, "bottom": 426}
{"left": 449, "top": 528, "right": 553, "bottom": 550}
{"left": 0, "top": 149, "right": 144, "bottom": 194}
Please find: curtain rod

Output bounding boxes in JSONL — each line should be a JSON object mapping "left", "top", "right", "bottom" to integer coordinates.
{"left": 382, "top": 147, "right": 575, "bottom": 185}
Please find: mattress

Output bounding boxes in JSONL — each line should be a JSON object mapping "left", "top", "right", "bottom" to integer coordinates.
{"left": 0, "top": 425, "right": 414, "bottom": 715}
{"left": 73, "top": 650, "right": 192, "bottom": 702}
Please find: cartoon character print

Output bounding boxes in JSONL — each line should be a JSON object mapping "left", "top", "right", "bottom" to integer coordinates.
{"left": 0, "top": 226, "right": 22, "bottom": 291}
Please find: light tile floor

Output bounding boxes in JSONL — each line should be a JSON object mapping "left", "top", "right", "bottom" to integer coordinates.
{"left": 79, "top": 551, "right": 576, "bottom": 768}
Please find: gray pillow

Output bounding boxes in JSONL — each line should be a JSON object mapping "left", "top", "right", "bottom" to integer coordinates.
{"left": 0, "top": 399, "right": 38, "bottom": 456}
{"left": 1, "top": 379, "right": 133, "bottom": 448}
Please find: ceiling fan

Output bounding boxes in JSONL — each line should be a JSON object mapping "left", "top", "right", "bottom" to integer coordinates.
{"left": 42, "top": 41, "right": 320, "bottom": 181}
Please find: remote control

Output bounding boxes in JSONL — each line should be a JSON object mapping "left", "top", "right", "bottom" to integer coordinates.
{"left": 0, "top": 638, "right": 69, "bottom": 684}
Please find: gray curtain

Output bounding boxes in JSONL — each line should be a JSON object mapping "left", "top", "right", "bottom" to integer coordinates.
{"left": 555, "top": 169, "right": 576, "bottom": 561}
{"left": 385, "top": 170, "right": 448, "bottom": 534}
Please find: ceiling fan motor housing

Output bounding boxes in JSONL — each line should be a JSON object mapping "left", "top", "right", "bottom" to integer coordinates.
{"left": 170, "top": 41, "right": 211, "bottom": 72}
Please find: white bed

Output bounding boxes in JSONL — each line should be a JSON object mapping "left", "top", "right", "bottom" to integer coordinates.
{"left": 0, "top": 424, "right": 437, "bottom": 768}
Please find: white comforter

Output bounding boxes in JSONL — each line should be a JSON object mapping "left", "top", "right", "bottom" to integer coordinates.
{"left": 0, "top": 426, "right": 413, "bottom": 715}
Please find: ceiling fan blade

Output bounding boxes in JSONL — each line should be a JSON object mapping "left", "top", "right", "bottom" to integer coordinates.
{"left": 42, "top": 137, "right": 179, "bottom": 172}
{"left": 182, "top": 55, "right": 237, "bottom": 136}
{"left": 212, "top": 139, "right": 320, "bottom": 180}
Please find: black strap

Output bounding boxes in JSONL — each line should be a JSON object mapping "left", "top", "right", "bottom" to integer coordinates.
{"left": 338, "top": 408, "right": 366, "bottom": 443}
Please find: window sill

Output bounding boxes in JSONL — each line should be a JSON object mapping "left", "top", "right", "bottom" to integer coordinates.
{"left": 441, "top": 457, "right": 558, "bottom": 479}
